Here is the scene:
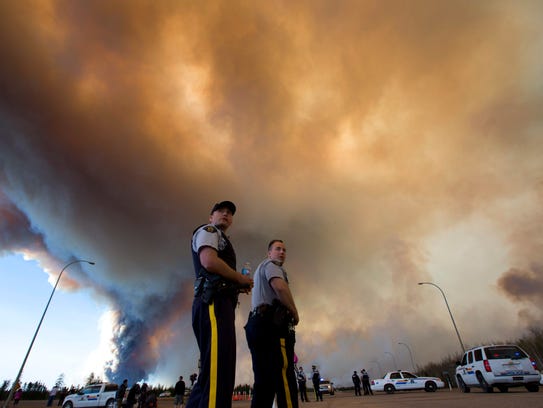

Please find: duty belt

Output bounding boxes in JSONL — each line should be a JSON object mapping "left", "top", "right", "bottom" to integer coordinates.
{"left": 250, "top": 303, "right": 272, "bottom": 317}
{"left": 194, "top": 275, "right": 238, "bottom": 304}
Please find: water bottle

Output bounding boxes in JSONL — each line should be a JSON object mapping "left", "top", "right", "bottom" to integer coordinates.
{"left": 241, "top": 262, "right": 251, "bottom": 277}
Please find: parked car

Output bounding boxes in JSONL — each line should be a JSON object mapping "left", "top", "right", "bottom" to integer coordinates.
{"left": 63, "top": 383, "right": 118, "bottom": 408}
{"left": 371, "top": 370, "right": 444, "bottom": 394}
{"left": 456, "top": 344, "right": 541, "bottom": 393}
{"left": 319, "top": 379, "right": 335, "bottom": 395}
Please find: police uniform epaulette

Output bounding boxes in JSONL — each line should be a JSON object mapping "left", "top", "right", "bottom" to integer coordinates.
{"left": 204, "top": 225, "right": 217, "bottom": 233}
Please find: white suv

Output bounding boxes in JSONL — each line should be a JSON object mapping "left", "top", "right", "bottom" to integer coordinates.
{"left": 456, "top": 344, "right": 540, "bottom": 393}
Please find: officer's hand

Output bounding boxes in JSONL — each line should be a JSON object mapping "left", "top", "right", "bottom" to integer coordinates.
{"left": 237, "top": 274, "right": 253, "bottom": 293}
{"left": 292, "top": 312, "right": 300, "bottom": 326}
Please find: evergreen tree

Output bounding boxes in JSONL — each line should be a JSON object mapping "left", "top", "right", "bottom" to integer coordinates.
{"left": 85, "top": 372, "right": 103, "bottom": 385}
{"left": 55, "top": 374, "right": 65, "bottom": 388}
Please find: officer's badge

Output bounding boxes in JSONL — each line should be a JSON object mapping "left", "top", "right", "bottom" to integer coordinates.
{"left": 204, "top": 226, "right": 217, "bottom": 233}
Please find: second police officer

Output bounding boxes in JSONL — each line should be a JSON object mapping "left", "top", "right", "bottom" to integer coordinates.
{"left": 245, "top": 239, "right": 300, "bottom": 408}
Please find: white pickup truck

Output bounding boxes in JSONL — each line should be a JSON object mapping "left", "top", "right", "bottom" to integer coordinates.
{"left": 63, "top": 383, "right": 118, "bottom": 408}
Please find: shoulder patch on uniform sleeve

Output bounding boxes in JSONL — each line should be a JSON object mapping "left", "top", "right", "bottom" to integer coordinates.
{"left": 204, "top": 226, "right": 217, "bottom": 233}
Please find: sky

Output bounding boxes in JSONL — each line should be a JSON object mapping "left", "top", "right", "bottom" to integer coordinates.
{"left": 1, "top": 0, "right": 543, "bottom": 390}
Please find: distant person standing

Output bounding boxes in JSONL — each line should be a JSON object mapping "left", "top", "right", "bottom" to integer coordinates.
{"left": 187, "top": 201, "right": 253, "bottom": 408}
{"left": 144, "top": 391, "right": 157, "bottom": 408}
{"left": 138, "top": 383, "right": 148, "bottom": 408}
{"left": 189, "top": 373, "right": 197, "bottom": 388}
{"left": 47, "top": 386, "right": 59, "bottom": 407}
{"left": 126, "top": 384, "right": 140, "bottom": 408}
{"left": 245, "top": 239, "right": 300, "bottom": 408}
{"left": 352, "top": 370, "right": 361, "bottom": 396}
{"left": 174, "top": 376, "right": 186, "bottom": 408}
{"left": 13, "top": 388, "right": 23, "bottom": 405}
{"left": 57, "top": 387, "right": 67, "bottom": 406}
{"left": 361, "top": 369, "right": 373, "bottom": 395}
{"left": 117, "top": 380, "right": 128, "bottom": 408}
{"left": 296, "top": 367, "right": 309, "bottom": 402}
{"left": 311, "top": 366, "right": 322, "bottom": 402}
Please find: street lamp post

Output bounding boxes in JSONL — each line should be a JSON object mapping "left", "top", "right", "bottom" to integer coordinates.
{"left": 384, "top": 351, "right": 398, "bottom": 370}
{"left": 398, "top": 342, "right": 416, "bottom": 372}
{"left": 370, "top": 360, "right": 383, "bottom": 378}
{"left": 418, "top": 282, "right": 465, "bottom": 353}
{"left": 2, "top": 259, "right": 95, "bottom": 408}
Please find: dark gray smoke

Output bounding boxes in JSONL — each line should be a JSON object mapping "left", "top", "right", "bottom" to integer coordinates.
{"left": 498, "top": 265, "right": 543, "bottom": 306}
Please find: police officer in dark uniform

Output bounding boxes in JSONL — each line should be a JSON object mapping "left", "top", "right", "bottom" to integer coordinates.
{"left": 186, "top": 201, "right": 253, "bottom": 408}
{"left": 352, "top": 370, "right": 361, "bottom": 396}
{"left": 297, "top": 367, "right": 309, "bottom": 402}
{"left": 361, "top": 369, "right": 373, "bottom": 395}
{"left": 311, "top": 366, "right": 322, "bottom": 402}
{"left": 245, "top": 239, "right": 300, "bottom": 408}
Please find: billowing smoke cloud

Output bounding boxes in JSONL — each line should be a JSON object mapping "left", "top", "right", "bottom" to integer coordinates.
{"left": 498, "top": 265, "right": 543, "bottom": 305}
{"left": 0, "top": 191, "right": 45, "bottom": 255}
{"left": 1, "top": 0, "right": 543, "bottom": 386}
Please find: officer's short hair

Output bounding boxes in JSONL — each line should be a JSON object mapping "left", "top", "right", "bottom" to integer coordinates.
{"left": 268, "top": 239, "right": 284, "bottom": 250}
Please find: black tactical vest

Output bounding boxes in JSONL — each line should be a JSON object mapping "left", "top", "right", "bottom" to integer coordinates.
{"left": 191, "top": 224, "right": 237, "bottom": 279}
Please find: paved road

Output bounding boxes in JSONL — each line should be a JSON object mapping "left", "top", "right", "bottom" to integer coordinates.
{"left": 233, "top": 389, "right": 542, "bottom": 408}
{"left": 7, "top": 389, "right": 543, "bottom": 408}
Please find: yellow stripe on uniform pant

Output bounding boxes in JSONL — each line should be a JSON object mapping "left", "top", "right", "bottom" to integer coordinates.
{"left": 209, "top": 302, "right": 218, "bottom": 408}
{"left": 280, "top": 337, "right": 293, "bottom": 408}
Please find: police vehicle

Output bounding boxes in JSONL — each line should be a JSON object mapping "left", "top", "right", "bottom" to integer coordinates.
{"left": 370, "top": 370, "right": 444, "bottom": 394}
{"left": 456, "top": 344, "right": 540, "bottom": 393}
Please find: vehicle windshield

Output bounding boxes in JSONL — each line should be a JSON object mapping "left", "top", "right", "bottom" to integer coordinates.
{"left": 485, "top": 346, "right": 527, "bottom": 360}
{"left": 83, "top": 386, "right": 101, "bottom": 394}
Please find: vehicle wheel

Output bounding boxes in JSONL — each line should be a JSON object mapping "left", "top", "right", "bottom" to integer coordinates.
{"left": 476, "top": 372, "right": 493, "bottom": 393}
{"left": 63, "top": 402, "right": 73, "bottom": 408}
{"left": 457, "top": 375, "right": 470, "bottom": 393}
{"left": 424, "top": 381, "right": 437, "bottom": 392}
{"left": 525, "top": 383, "right": 539, "bottom": 392}
{"left": 106, "top": 399, "right": 116, "bottom": 408}
{"left": 384, "top": 384, "right": 395, "bottom": 394}
{"left": 497, "top": 385, "right": 508, "bottom": 393}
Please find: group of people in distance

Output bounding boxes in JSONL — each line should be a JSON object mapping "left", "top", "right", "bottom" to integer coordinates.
{"left": 116, "top": 380, "right": 156, "bottom": 408}
{"left": 352, "top": 369, "right": 374, "bottom": 396}
{"left": 116, "top": 375, "right": 188, "bottom": 408}
{"left": 295, "top": 365, "right": 325, "bottom": 402}
{"left": 187, "top": 200, "right": 300, "bottom": 408}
